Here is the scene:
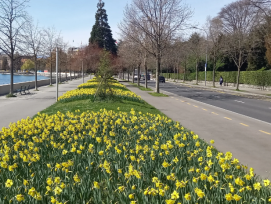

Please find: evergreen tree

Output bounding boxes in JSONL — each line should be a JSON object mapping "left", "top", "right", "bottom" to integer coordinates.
{"left": 90, "top": 0, "right": 117, "bottom": 54}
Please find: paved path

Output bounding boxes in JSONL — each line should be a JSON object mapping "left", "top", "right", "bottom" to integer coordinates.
{"left": 144, "top": 81, "right": 271, "bottom": 123}
{"left": 166, "top": 79, "right": 271, "bottom": 99}
{"left": 122, "top": 82, "right": 271, "bottom": 180}
{"left": 0, "top": 78, "right": 86, "bottom": 129}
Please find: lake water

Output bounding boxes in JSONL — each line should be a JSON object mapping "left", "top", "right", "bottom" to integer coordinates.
{"left": 0, "top": 74, "right": 49, "bottom": 85}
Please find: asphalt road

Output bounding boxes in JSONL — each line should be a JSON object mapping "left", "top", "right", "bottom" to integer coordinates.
{"left": 144, "top": 81, "right": 271, "bottom": 124}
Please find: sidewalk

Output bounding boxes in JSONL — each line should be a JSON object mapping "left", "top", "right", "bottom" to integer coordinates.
{"left": 0, "top": 77, "right": 88, "bottom": 130}
{"left": 122, "top": 81, "right": 271, "bottom": 179}
{"left": 165, "top": 79, "right": 271, "bottom": 100}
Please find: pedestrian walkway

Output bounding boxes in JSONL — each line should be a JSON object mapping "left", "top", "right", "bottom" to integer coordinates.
{"left": 0, "top": 77, "right": 88, "bottom": 130}
{"left": 122, "top": 81, "right": 271, "bottom": 180}
{"left": 166, "top": 79, "right": 271, "bottom": 99}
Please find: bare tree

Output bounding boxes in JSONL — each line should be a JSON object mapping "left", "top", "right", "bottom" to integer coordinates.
{"left": 43, "top": 27, "right": 60, "bottom": 85}
{"left": 119, "top": 0, "right": 193, "bottom": 93}
{"left": 118, "top": 39, "right": 143, "bottom": 85}
{"left": 23, "top": 20, "right": 43, "bottom": 90}
{"left": 206, "top": 17, "right": 224, "bottom": 87}
{"left": 188, "top": 32, "right": 203, "bottom": 85}
{"left": 0, "top": 0, "right": 29, "bottom": 95}
{"left": 219, "top": 0, "right": 260, "bottom": 90}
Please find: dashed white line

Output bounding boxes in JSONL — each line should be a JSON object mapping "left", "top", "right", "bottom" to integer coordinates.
{"left": 234, "top": 100, "right": 245, "bottom": 104}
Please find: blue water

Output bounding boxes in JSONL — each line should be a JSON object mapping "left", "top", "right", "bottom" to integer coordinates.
{"left": 0, "top": 74, "right": 49, "bottom": 85}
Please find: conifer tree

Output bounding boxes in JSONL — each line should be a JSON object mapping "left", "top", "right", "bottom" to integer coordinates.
{"left": 90, "top": 0, "right": 117, "bottom": 54}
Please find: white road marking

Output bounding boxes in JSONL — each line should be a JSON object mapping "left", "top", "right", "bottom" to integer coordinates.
{"left": 234, "top": 100, "right": 245, "bottom": 104}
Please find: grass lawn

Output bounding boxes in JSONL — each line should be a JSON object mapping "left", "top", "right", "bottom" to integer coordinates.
{"left": 128, "top": 82, "right": 152, "bottom": 91}
{"left": 266, "top": 94, "right": 271, "bottom": 96}
{"left": 35, "top": 98, "right": 167, "bottom": 118}
{"left": 233, "top": 89, "right": 248, "bottom": 92}
{"left": 148, "top": 92, "right": 168, "bottom": 97}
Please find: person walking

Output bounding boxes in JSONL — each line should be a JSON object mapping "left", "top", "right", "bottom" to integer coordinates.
{"left": 219, "top": 76, "right": 223, "bottom": 86}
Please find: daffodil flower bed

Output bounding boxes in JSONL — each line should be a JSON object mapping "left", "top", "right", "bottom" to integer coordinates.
{"left": 58, "top": 88, "right": 143, "bottom": 103}
{"left": 77, "top": 81, "right": 126, "bottom": 89}
{"left": 0, "top": 109, "right": 270, "bottom": 203}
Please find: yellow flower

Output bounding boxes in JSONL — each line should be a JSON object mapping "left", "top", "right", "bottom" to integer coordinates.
{"left": 253, "top": 182, "right": 261, "bottom": 191}
{"left": 118, "top": 169, "right": 122, "bottom": 174}
{"left": 264, "top": 179, "right": 270, "bottom": 186}
{"left": 54, "top": 177, "right": 61, "bottom": 184}
{"left": 129, "top": 194, "right": 134, "bottom": 199}
{"left": 51, "top": 196, "right": 57, "bottom": 204}
{"left": 16, "top": 194, "right": 24, "bottom": 202}
{"left": 94, "top": 181, "right": 100, "bottom": 189}
{"left": 184, "top": 193, "right": 191, "bottom": 201}
{"left": 171, "top": 190, "right": 179, "bottom": 200}
{"left": 165, "top": 200, "right": 175, "bottom": 204}
{"left": 60, "top": 182, "right": 66, "bottom": 189}
{"left": 132, "top": 185, "right": 136, "bottom": 190}
{"left": 118, "top": 186, "right": 125, "bottom": 192}
{"left": 235, "top": 177, "right": 245, "bottom": 186}
{"left": 131, "top": 201, "right": 136, "bottom": 204}
{"left": 233, "top": 194, "right": 242, "bottom": 201}
{"left": 210, "top": 140, "right": 214, "bottom": 144}
{"left": 225, "top": 193, "right": 233, "bottom": 201}
{"left": 54, "top": 187, "right": 62, "bottom": 195}
{"left": 5, "top": 179, "right": 13, "bottom": 188}
{"left": 62, "top": 150, "right": 68, "bottom": 155}
{"left": 47, "top": 178, "right": 54, "bottom": 186}
{"left": 162, "top": 160, "right": 170, "bottom": 168}
{"left": 28, "top": 187, "right": 36, "bottom": 197}
{"left": 73, "top": 174, "right": 81, "bottom": 183}
{"left": 99, "top": 151, "right": 104, "bottom": 156}
{"left": 23, "top": 180, "right": 29, "bottom": 186}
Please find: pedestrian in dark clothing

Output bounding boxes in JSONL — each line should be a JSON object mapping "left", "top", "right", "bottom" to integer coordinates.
{"left": 220, "top": 76, "right": 223, "bottom": 86}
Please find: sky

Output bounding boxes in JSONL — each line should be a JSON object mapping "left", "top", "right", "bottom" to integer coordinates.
{"left": 26, "top": 0, "right": 236, "bottom": 48}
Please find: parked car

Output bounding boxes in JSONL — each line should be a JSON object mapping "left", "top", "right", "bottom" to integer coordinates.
{"left": 159, "top": 76, "right": 165, "bottom": 83}
{"left": 134, "top": 74, "right": 141, "bottom": 80}
{"left": 141, "top": 74, "right": 150, "bottom": 80}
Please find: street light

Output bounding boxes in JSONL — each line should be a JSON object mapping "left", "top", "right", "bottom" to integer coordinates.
{"left": 192, "top": 27, "right": 208, "bottom": 86}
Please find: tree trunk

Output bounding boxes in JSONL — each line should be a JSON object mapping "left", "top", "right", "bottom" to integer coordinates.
{"left": 50, "top": 51, "right": 52, "bottom": 86}
{"left": 66, "top": 68, "right": 67, "bottom": 82}
{"left": 183, "top": 62, "right": 186, "bottom": 83}
{"left": 34, "top": 57, "right": 38, "bottom": 89}
{"left": 144, "top": 57, "right": 148, "bottom": 89}
{"left": 59, "top": 68, "right": 61, "bottom": 83}
{"left": 10, "top": 55, "right": 14, "bottom": 95}
{"left": 156, "top": 56, "right": 161, "bottom": 93}
{"left": 213, "top": 55, "right": 216, "bottom": 87}
{"left": 137, "top": 64, "right": 140, "bottom": 86}
{"left": 128, "top": 70, "right": 130, "bottom": 82}
{"left": 132, "top": 67, "right": 135, "bottom": 83}
{"left": 122, "top": 71, "right": 124, "bottom": 80}
{"left": 70, "top": 64, "right": 72, "bottom": 81}
{"left": 236, "top": 67, "right": 241, "bottom": 90}
{"left": 177, "top": 66, "right": 178, "bottom": 83}
{"left": 195, "top": 59, "right": 198, "bottom": 85}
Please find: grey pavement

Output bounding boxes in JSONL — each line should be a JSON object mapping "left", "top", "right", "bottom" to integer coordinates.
{"left": 0, "top": 77, "right": 87, "bottom": 130}
{"left": 143, "top": 81, "right": 271, "bottom": 123}
{"left": 166, "top": 79, "right": 271, "bottom": 99}
{"left": 122, "top": 81, "right": 271, "bottom": 180}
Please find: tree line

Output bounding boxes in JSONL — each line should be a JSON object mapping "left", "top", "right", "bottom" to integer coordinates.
{"left": 116, "top": 0, "right": 271, "bottom": 91}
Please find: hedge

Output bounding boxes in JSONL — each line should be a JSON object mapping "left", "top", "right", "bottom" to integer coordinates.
{"left": 161, "top": 71, "right": 271, "bottom": 87}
